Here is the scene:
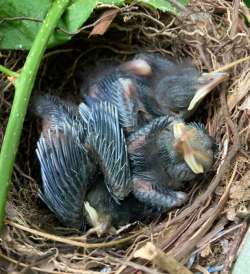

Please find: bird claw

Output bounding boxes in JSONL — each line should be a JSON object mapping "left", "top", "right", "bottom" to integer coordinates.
{"left": 86, "top": 225, "right": 116, "bottom": 238}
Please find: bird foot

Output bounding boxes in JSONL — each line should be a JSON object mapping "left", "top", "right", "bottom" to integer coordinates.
{"left": 86, "top": 225, "right": 116, "bottom": 238}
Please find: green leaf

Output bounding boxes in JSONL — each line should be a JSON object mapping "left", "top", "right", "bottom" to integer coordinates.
{"left": 0, "top": 0, "right": 51, "bottom": 49}
{"left": 244, "top": 0, "right": 250, "bottom": 8}
{"left": 137, "top": 0, "right": 188, "bottom": 14}
{"left": 60, "top": 0, "right": 97, "bottom": 33}
{"left": 0, "top": 0, "right": 125, "bottom": 50}
{"left": 51, "top": 0, "right": 98, "bottom": 48}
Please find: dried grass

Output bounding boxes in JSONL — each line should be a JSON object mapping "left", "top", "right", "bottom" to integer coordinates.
{"left": 0, "top": 0, "right": 249, "bottom": 273}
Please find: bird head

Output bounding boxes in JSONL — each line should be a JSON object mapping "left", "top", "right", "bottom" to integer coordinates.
{"left": 153, "top": 64, "right": 228, "bottom": 117}
{"left": 172, "top": 121, "right": 215, "bottom": 174}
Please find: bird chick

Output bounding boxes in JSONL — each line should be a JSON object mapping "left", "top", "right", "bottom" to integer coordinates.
{"left": 34, "top": 95, "right": 131, "bottom": 229}
{"left": 121, "top": 53, "right": 228, "bottom": 119}
{"left": 128, "top": 115, "right": 216, "bottom": 210}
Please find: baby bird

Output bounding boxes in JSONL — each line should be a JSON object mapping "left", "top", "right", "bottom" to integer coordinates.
{"left": 34, "top": 95, "right": 131, "bottom": 230}
{"left": 128, "top": 115, "right": 216, "bottom": 210}
{"left": 121, "top": 53, "right": 228, "bottom": 119}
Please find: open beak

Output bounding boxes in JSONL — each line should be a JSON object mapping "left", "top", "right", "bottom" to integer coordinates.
{"left": 173, "top": 122, "right": 204, "bottom": 174}
{"left": 188, "top": 71, "right": 229, "bottom": 111}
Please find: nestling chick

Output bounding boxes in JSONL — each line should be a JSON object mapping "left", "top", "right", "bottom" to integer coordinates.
{"left": 122, "top": 53, "right": 228, "bottom": 119}
{"left": 128, "top": 115, "right": 216, "bottom": 210}
{"left": 34, "top": 95, "right": 131, "bottom": 230}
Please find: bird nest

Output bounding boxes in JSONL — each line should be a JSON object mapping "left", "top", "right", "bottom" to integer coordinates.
{"left": 0, "top": 0, "right": 250, "bottom": 273}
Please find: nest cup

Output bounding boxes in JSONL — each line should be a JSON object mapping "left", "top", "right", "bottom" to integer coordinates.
{"left": 0, "top": 1, "right": 250, "bottom": 273}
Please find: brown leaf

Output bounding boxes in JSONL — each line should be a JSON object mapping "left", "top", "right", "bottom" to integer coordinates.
{"left": 134, "top": 242, "right": 193, "bottom": 274}
{"left": 89, "top": 9, "right": 119, "bottom": 37}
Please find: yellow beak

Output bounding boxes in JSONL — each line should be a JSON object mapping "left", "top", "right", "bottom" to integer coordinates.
{"left": 182, "top": 145, "right": 204, "bottom": 174}
{"left": 173, "top": 122, "right": 204, "bottom": 174}
{"left": 188, "top": 71, "right": 229, "bottom": 111}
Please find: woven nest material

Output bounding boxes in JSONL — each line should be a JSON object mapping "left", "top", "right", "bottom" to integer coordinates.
{"left": 0, "top": 1, "right": 250, "bottom": 273}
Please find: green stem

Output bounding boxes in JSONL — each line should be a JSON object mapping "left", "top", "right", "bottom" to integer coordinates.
{"left": 0, "top": 64, "right": 19, "bottom": 78}
{"left": 0, "top": 0, "right": 70, "bottom": 232}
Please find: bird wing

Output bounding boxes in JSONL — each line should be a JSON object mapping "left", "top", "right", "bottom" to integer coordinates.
{"left": 85, "top": 73, "right": 139, "bottom": 132}
{"left": 79, "top": 101, "right": 132, "bottom": 203}
{"left": 127, "top": 115, "right": 175, "bottom": 151}
{"left": 33, "top": 94, "right": 86, "bottom": 141}
{"left": 36, "top": 124, "right": 92, "bottom": 229}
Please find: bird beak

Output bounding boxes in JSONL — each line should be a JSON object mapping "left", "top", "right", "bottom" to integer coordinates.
{"left": 84, "top": 201, "right": 99, "bottom": 228}
{"left": 188, "top": 71, "right": 229, "bottom": 111}
{"left": 84, "top": 202, "right": 113, "bottom": 237}
{"left": 173, "top": 122, "right": 204, "bottom": 174}
{"left": 182, "top": 145, "right": 204, "bottom": 174}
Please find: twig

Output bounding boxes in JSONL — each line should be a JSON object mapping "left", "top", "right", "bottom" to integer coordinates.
{"left": 0, "top": 64, "right": 19, "bottom": 78}
{"left": 134, "top": 242, "right": 193, "bottom": 274}
{"left": 196, "top": 223, "right": 243, "bottom": 252}
{"left": 210, "top": 55, "right": 250, "bottom": 74}
{"left": 0, "top": 16, "right": 43, "bottom": 24}
{"left": 5, "top": 220, "right": 143, "bottom": 249}
{"left": 110, "top": 256, "right": 165, "bottom": 274}
{"left": 122, "top": 11, "right": 165, "bottom": 28}
{"left": 193, "top": 265, "right": 210, "bottom": 274}
{"left": 0, "top": 253, "right": 100, "bottom": 274}
{"left": 221, "top": 221, "right": 248, "bottom": 274}
{"left": 164, "top": 208, "right": 214, "bottom": 252}
{"left": 196, "top": 217, "right": 228, "bottom": 248}
{"left": 0, "top": 9, "right": 122, "bottom": 37}
{"left": 160, "top": 209, "right": 198, "bottom": 250}
{"left": 172, "top": 178, "right": 233, "bottom": 261}
{"left": 230, "top": 0, "right": 241, "bottom": 38}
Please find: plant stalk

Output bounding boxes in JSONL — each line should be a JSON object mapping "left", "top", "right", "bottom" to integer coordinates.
{"left": 0, "top": 64, "right": 19, "bottom": 78}
{"left": 0, "top": 0, "right": 70, "bottom": 232}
